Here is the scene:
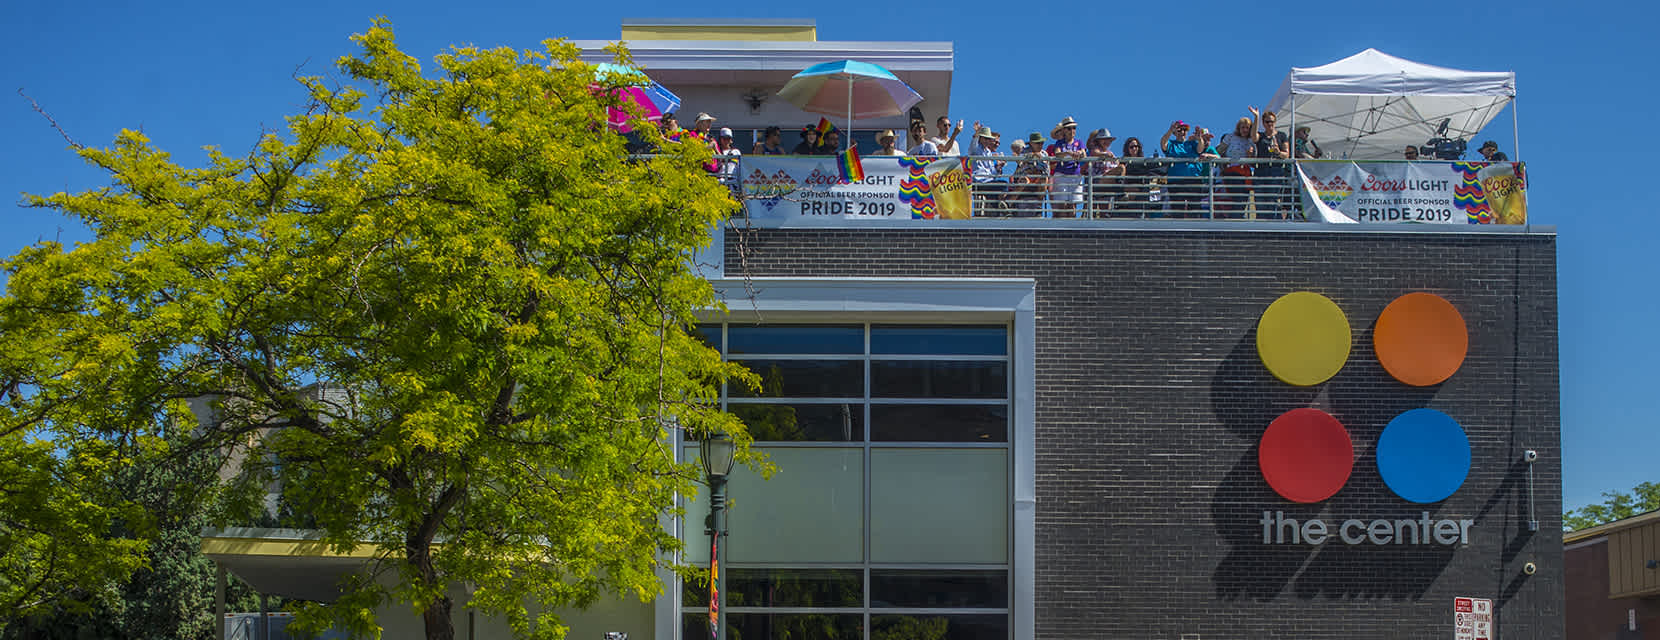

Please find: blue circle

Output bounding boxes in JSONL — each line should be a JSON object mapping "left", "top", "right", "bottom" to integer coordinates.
{"left": 1375, "top": 409, "right": 1471, "bottom": 503}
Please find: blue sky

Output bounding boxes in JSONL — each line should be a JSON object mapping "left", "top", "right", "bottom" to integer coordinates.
{"left": 2, "top": 0, "right": 1649, "bottom": 512}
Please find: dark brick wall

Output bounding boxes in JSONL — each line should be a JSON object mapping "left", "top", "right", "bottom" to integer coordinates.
{"left": 727, "top": 226, "right": 1562, "bottom": 640}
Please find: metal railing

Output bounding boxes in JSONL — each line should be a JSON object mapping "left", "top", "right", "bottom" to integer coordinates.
{"left": 719, "top": 155, "right": 1313, "bottom": 221}
{"left": 960, "top": 156, "right": 1301, "bottom": 220}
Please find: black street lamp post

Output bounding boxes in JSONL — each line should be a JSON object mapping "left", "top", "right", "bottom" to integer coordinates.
{"left": 700, "top": 433, "right": 736, "bottom": 640}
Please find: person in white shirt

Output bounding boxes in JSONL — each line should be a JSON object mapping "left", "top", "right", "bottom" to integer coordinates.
{"left": 713, "top": 127, "right": 742, "bottom": 185}
{"left": 1215, "top": 107, "right": 1262, "bottom": 217}
{"left": 930, "top": 115, "right": 964, "bottom": 156}
{"left": 906, "top": 120, "right": 940, "bottom": 156}
{"left": 969, "top": 126, "right": 1007, "bottom": 215}
{"left": 970, "top": 125, "right": 1004, "bottom": 182}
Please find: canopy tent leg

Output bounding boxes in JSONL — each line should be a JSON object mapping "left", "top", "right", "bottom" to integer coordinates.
{"left": 1511, "top": 97, "right": 1520, "bottom": 160}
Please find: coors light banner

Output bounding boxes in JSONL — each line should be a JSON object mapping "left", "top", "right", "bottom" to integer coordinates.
{"left": 1298, "top": 161, "right": 1527, "bottom": 225}
{"left": 740, "top": 156, "right": 972, "bottom": 220}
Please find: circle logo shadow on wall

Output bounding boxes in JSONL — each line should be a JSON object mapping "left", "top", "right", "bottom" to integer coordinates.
{"left": 1255, "top": 292, "right": 1471, "bottom": 505}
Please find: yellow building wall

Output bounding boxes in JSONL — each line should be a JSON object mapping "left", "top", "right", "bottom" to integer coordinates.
{"left": 620, "top": 25, "right": 815, "bottom": 41}
{"left": 374, "top": 583, "right": 657, "bottom": 640}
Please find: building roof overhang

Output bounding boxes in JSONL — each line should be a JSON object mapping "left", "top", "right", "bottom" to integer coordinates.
{"left": 1564, "top": 508, "right": 1660, "bottom": 544}
{"left": 572, "top": 39, "right": 954, "bottom": 123}
{"left": 202, "top": 527, "right": 377, "bottom": 603}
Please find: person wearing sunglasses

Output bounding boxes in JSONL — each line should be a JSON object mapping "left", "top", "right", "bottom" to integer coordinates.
{"left": 1253, "top": 110, "right": 1292, "bottom": 219}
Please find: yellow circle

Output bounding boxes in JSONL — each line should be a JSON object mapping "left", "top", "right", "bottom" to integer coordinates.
{"left": 1257, "top": 292, "right": 1351, "bottom": 386}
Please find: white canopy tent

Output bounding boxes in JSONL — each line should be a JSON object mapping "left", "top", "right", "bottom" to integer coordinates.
{"left": 1265, "top": 48, "right": 1516, "bottom": 160}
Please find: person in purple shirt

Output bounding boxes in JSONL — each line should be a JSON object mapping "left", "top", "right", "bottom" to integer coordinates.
{"left": 1045, "top": 117, "right": 1086, "bottom": 218}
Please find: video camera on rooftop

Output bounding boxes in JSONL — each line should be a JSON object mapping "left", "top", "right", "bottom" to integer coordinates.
{"left": 1419, "top": 118, "right": 1468, "bottom": 160}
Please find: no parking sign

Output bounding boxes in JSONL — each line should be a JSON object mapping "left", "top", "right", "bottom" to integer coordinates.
{"left": 1454, "top": 597, "right": 1493, "bottom": 640}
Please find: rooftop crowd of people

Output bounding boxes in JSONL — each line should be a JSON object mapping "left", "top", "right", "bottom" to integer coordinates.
{"left": 652, "top": 108, "right": 1512, "bottom": 219}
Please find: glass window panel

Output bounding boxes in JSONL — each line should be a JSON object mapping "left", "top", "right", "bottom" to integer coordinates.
{"left": 733, "top": 130, "right": 758, "bottom": 153}
{"left": 871, "top": 326, "right": 1007, "bottom": 355}
{"left": 695, "top": 325, "right": 722, "bottom": 351}
{"left": 870, "top": 404, "right": 1007, "bottom": 443}
{"left": 872, "top": 614, "right": 1008, "bottom": 640}
{"left": 685, "top": 613, "right": 864, "bottom": 640}
{"left": 779, "top": 130, "right": 808, "bottom": 154}
{"left": 728, "top": 325, "right": 864, "bottom": 355}
{"left": 685, "top": 568, "right": 863, "bottom": 608}
{"left": 682, "top": 613, "right": 712, "bottom": 640}
{"left": 871, "top": 361, "right": 1006, "bottom": 399}
{"left": 870, "top": 449, "right": 1007, "bottom": 564}
{"left": 732, "top": 403, "right": 863, "bottom": 442}
{"left": 684, "top": 447, "right": 864, "bottom": 564}
{"left": 871, "top": 570, "right": 1008, "bottom": 608}
{"left": 732, "top": 360, "right": 863, "bottom": 398}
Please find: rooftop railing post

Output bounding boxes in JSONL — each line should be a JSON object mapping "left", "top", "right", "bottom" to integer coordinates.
{"left": 1207, "top": 162, "right": 1216, "bottom": 220}
{"left": 1086, "top": 165, "right": 1096, "bottom": 219}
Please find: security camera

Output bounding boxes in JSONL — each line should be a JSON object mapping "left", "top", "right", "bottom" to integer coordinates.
{"left": 1522, "top": 562, "right": 1537, "bottom": 576}
{"left": 1523, "top": 450, "right": 1538, "bottom": 463}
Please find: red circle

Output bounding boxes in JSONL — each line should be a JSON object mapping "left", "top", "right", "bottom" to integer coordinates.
{"left": 1258, "top": 408, "right": 1354, "bottom": 503}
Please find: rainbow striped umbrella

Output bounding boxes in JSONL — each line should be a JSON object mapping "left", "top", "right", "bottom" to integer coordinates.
{"left": 593, "top": 63, "right": 681, "bottom": 133}
{"left": 777, "top": 60, "right": 923, "bottom": 150}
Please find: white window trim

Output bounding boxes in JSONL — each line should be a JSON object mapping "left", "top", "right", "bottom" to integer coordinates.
{"left": 664, "top": 278, "right": 1036, "bottom": 640}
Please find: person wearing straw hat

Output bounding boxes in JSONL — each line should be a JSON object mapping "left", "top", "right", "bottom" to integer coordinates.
{"left": 690, "top": 112, "right": 718, "bottom": 148}
{"left": 872, "top": 130, "right": 907, "bottom": 156}
{"left": 1046, "top": 117, "right": 1086, "bottom": 218}
{"left": 970, "top": 125, "right": 1005, "bottom": 183}
{"left": 1012, "top": 132, "right": 1050, "bottom": 217}
{"left": 969, "top": 125, "right": 1007, "bottom": 216}
{"left": 1085, "top": 128, "right": 1122, "bottom": 217}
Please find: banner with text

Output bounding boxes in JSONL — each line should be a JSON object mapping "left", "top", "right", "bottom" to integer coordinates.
{"left": 1298, "top": 161, "right": 1527, "bottom": 225}
{"left": 740, "top": 156, "right": 973, "bottom": 220}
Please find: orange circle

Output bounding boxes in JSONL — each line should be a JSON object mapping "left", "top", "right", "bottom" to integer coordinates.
{"left": 1373, "top": 293, "right": 1468, "bottom": 386}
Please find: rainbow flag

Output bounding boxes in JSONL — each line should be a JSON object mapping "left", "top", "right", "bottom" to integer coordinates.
{"left": 816, "top": 117, "right": 838, "bottom": 137}
{"left": 708, "top": 538, "right": 719, "bottom": 640}
{"left": 838, "top": 147, "right": 865, "bottom": 184}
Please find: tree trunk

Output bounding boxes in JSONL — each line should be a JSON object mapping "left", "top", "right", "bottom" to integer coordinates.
{"left": 422, "top": 592, "right": 455, "bottom": 640}
{"left": 409, "top": 541, "right": 455, "bottom": 640}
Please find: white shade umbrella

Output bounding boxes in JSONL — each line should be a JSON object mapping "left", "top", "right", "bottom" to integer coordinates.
{"left": 777, "top": 60, "right": 924, "bottom": 150}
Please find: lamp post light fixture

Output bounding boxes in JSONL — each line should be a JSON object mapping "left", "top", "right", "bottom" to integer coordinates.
{"left": 700, "top": 433, "right": 736, "bottom": 640}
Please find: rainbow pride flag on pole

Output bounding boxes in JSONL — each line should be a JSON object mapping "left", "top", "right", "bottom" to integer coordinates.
{"left": 708, "top": 537, "right": 719, "bottom": 640}
{"left": 838, "top": 147, "right": 865, "bottom": 184}
{"left": 816, "top": 117, "right": 839, "bottom": 138}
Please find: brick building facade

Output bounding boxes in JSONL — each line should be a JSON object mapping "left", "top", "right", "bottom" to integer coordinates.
{"left": 708, "top": 221, "right": 1562, "bottom": 640}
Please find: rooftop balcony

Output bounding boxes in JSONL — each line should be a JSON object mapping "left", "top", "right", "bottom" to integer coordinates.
{"left": 717, "top": 155, "right": 1529, "bottom": 226}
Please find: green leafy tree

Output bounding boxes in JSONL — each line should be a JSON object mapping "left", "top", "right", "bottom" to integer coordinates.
{"left": 1564, "top": 481, "right": 1660, "bottom": 531}
{"left": 872, "top": 616, "right": 949, "bottom": 640}
{"left": 0, "top": 431, "right": 148, "bottom": 626}
{"left": 1, "top": 439, "right": 267, "bottom": 640}
{"left": 2, "top": 20, "right": 751, "bottom": 640}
